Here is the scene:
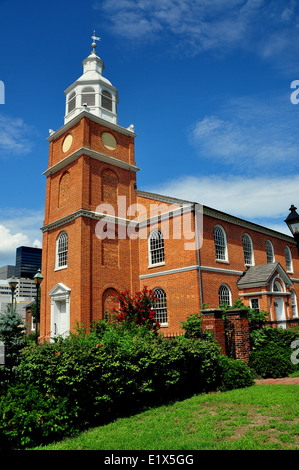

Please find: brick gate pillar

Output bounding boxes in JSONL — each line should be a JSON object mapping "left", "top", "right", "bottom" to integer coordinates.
{"left": 201, "top": 309, "right": 226, "bottom": 356}
{"left": 226, "top": 309, "right": 250, "bottom": 364}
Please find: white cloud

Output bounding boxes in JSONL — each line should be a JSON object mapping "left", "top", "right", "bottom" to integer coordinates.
{"left": 0, "top": 114, "right": 34, "bottom": 158}
{"left": 0, "top": 209, "right": 43, "bottom": 266}
{"left": 143, "top": 173, "right": 299, "bottom": 231}
{"left": 189, "top": 95, "right": 299, "bottom": 171}
{"left": 95, "top": 0, "right": 299, "bottom": 61}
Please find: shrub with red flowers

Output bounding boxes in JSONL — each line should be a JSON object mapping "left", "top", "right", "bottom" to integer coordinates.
{"left": 113, "top": 286, "right": 160, "bottom": 334}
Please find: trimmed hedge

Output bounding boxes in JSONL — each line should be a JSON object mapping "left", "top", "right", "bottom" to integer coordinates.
{"left": 0, "top": 323, "right": 254, "bottom": 450}
{"left": 249, "top": 327, "right": 299, "bottom": 378}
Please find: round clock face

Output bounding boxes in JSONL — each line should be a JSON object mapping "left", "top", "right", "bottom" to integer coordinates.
{"left": 101, "top": 132, "right": 117, "bottom": 150}
{"left": 62, "top": 134, "right": 73, "bottom": 153}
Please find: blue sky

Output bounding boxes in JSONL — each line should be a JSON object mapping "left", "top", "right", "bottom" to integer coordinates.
{"left": 1, "top": 0, "right": 299, "bottom": 266}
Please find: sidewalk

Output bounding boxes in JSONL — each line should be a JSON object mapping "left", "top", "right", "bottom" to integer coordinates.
{"left": 255, "top": 377, "right": 299, "bottom": 385}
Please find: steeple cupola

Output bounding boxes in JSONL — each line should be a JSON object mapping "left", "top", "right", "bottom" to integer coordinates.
{"left": 64, "top": 32, "right": 119, "bottom": 125}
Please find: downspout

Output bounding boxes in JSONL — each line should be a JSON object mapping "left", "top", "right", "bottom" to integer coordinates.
{"left": 194, "top": 203, "right": 203, "bottom": 307}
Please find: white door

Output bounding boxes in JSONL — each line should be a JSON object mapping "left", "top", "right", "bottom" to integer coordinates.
{"left": 275, "top": 297, "right": 286, "bottom": 329}
{"left": 53, "top": 300, "right": 67, "bottom": 337}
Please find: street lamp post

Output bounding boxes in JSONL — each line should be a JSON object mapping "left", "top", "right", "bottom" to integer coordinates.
{"left": 284, "top": 204, "right": 299, "bottom": 254}
{"left": 33, "top": 269, "right": 44, "bottom": 344}
{"left": 8, "top": 276, "right": 18, "bottom": 310}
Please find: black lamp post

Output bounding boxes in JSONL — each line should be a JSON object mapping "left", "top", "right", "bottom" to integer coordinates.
{"left": 33, "top": 269, "right": 44, "bottom": 344}
{"left": 285, "top": 204, "right": 299, "bottom": 254}
{"left": 8, "top": 276, "right": 18, "bottom": 310}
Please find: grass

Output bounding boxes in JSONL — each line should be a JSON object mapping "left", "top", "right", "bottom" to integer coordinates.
{"left": 34, "top": 384, "right": 299, "bottom": 451}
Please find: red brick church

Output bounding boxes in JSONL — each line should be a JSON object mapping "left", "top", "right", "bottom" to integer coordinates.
{"left": 39, "top": 37, "right": 299, "bottom": 341}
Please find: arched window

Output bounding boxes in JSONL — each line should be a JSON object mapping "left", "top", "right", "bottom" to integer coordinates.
{"left": 67, "top": 92, "right": 76, "bottom": 113}
{"left": 213, "top": 225, "right": 228, "bottom": 261}
{"left": 81, "top": 87, "right": 95, "bottom": 107}
{"left": 273, "top": 280, "right": 282, "bottom": 292}
{"left": 219, "top": 284, "right": 232, "bottom": 307}
{"left": 153, "top": 287, "right": 167, "bottom": 325}
{"left": 242, "top": 234, "right": 254, "bottom": 265}
{"left": 56, "top": 231, "right": 68, "bottom": 269}
{"left": 265, "top": 240, "right": 275, "bottom": 263}
{"left": 285, "top": 246, "right": 293, "bottom": 272}
{"left": 291, "top": 290, "right": 298, "bottom": 317}
{"left": 102, "top": 90, "right": 112, "bottom": 111}
{"left": 149, "top": 229, "right": 165, "bottom": 266}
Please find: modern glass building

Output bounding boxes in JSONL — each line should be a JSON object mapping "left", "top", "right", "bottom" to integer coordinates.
{"left": 15, "top": 246, "right": 42, "bottom": 279}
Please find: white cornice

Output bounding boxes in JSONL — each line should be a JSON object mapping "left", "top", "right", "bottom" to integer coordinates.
{"left": 203, "top": 206, "right": 295, "bottom": 244}
{"left": 139, "top": 265, "right": 199, "bottom": 280}
{"left": 43, "top": 147, "right": 140, "bottom": 176}
{"left": 46, "top": 110, "right": 137, "bottom": 142}
{"left": 41, "top": 209, "right": 138, "bottom": 232}
{"left": 136, "top": 190, "right": 295, "bottom": 243}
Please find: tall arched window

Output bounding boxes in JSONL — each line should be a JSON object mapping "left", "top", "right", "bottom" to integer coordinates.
{"left": 265, "top": 240, "right": 275, "bottom": 263}
{"left": 285, "top": 245, "right": 293, "bottom": 272}
{"left": 56, "top": 231, "right": 68, "bottom": 269}
{"left": 242, "top": 233, "right": 254, "bottom": 265}
{"left": 213, "top": 225, "right": 228, "bottom": 261}
{"left": 219, "top": 284, "right": 232, "bottom": 307}
{"left": 291, "top": 290, "right": 298, "bottom": 317}
{"left": 149, "top": 229, "right": 165, "bottom": 266}
{"left": 153, "top": 287, "right": 167, "bottom": 325}
{"left": 81, "top": 87, "right": 95, "bottom": 107}
{"left": 102, "top": 90, "right": 112, "bottom": 111}
{"left": 67, "top": 92, "right": 76, "bottom": 113}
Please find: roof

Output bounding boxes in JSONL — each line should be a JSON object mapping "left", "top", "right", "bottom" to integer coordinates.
{"left": 237, "top": 262, "right": 292, "bottom": 289}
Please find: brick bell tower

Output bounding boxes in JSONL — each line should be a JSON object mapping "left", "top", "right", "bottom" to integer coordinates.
{"left": 40, "top": 33, "right": 140, "bottom": 341}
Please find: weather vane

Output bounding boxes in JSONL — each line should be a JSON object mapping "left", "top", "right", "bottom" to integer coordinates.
{"left": 91, "top": 30, "right": 101, "bottom": 53}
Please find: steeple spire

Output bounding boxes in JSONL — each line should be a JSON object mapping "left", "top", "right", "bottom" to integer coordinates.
{"left": 63, "top": 32, "right": 119, "bottom": 125}
{"left": 91, "top": 30, "right": 100, "bottom": 54}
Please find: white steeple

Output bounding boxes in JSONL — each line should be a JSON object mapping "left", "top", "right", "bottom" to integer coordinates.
{"left": 64, "top": 32, "right": 119, "bottom": 125}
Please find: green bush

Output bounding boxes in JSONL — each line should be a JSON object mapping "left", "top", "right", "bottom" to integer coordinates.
{"left": 0, "top": 382, "right": 77, "bottom": 450}
{"left": 181, "top": 312, "right": 215, "bottom": 341}
{"left": 219, "top": 356, "right": 254, "bottom": 391}
{"left": 0, "top": 320, "right": 256, "bottom": 449}
{"left": 249, "top": 327, "right": 299, "bottom": 378}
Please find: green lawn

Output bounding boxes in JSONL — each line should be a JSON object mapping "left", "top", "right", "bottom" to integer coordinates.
{"left": 34, "top": 384, "right": 299, "bottom": 451}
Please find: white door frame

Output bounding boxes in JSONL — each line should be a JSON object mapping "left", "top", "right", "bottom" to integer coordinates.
{"left": 49, "top": 283, "right": 71, "bottom": 340}
{"left": 275, "top": 296, "right": 286, "bottom": 329}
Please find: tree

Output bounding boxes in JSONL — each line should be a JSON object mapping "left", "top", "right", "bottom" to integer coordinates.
{"left": 0, "top": 305, "right": 27, "bottom": 371}
{"left": 113, "top": 286, "right": 161, "bottom": 334}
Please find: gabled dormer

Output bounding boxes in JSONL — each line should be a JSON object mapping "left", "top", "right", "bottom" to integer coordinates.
{"left": 64, "top": 32, "right": 119, "bottom": 125}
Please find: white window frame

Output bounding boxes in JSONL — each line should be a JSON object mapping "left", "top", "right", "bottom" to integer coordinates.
{"left": 55, "top": 231, "right": 68, "bottom": 270}
{"left": 284, "top": 245, "right": 293, "bottom": 273}
{"left": 218, "top": 284, "right": 232, "bottom": 307}
{"left": 153, "top": 287, "right": 168, "bottom": 326}
{"left": 265, "top": 240, "right": 275, "bottom": 263}
{"left": 250, "top": 298, "right": 260, "bottom": 313}
{"left": 242, "top": 233, "right": 254, "bottom": 266}
{"left": 291, "top": 290, "right": 298, "bottom": 318}
{"left": 214, "top": 225, "right": 228, "bottom": 262}
{"left": 148, "top": 229, "right": 165, "bottom": 267}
